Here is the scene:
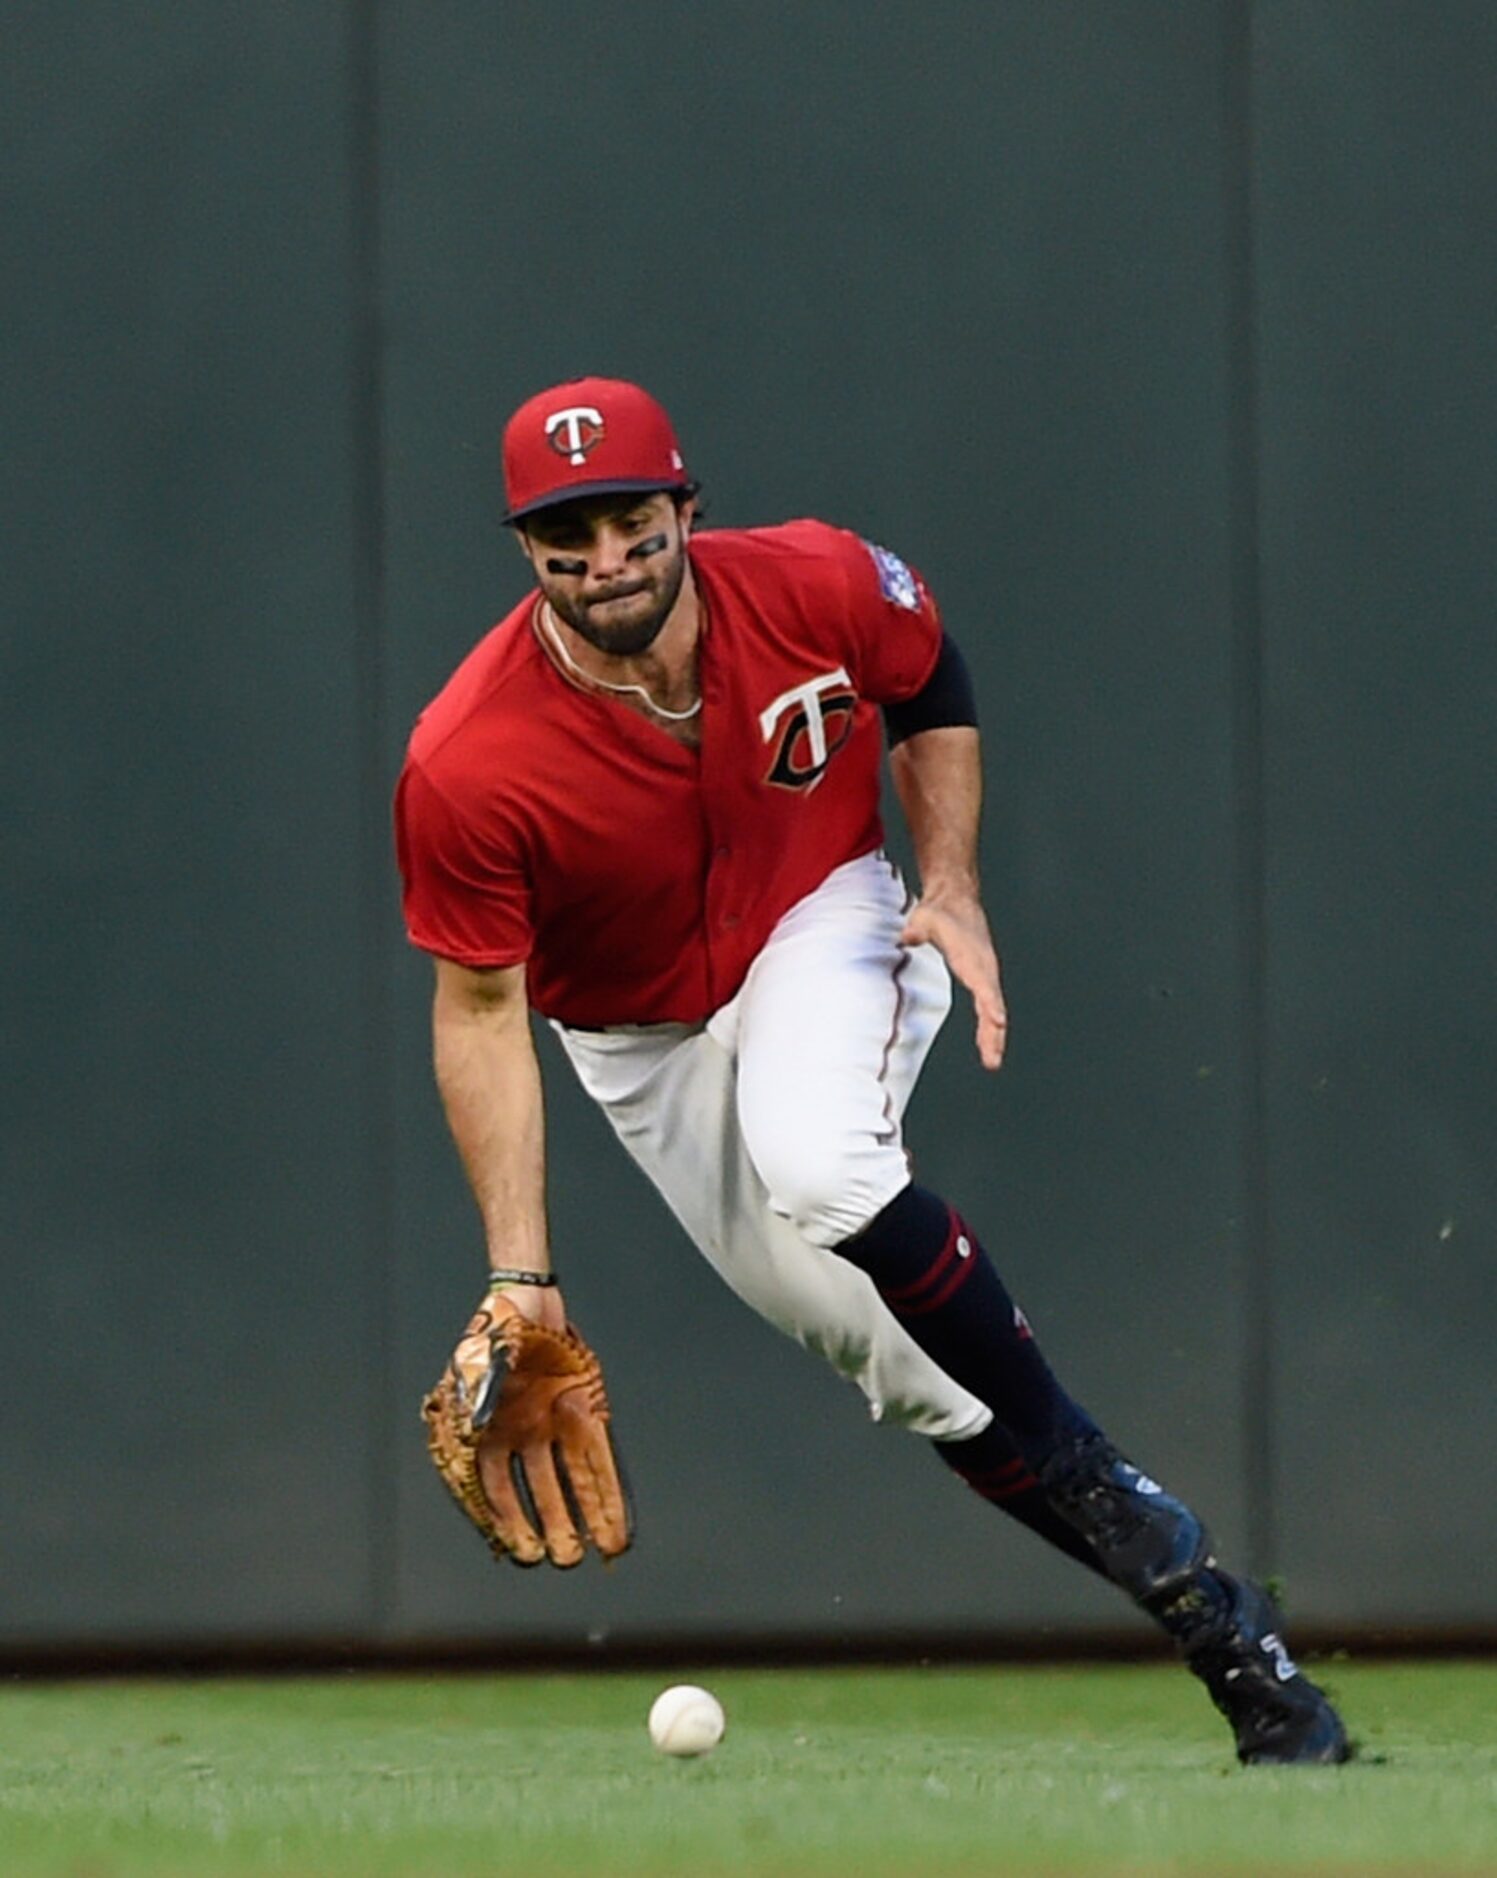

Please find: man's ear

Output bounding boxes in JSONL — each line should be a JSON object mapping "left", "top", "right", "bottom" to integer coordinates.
{"left": 676, "top": 497, "right": 697, "bottom": 542}
{"left": 511, "top": 525, "right": 534, "bottom": 562}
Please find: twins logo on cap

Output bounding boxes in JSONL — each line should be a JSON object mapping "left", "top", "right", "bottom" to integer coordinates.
{"left": 546, "top": 406, "right": 605, "bottom": 465}
{"left": 503, "top": 376, "right": 691, "bottom": 524}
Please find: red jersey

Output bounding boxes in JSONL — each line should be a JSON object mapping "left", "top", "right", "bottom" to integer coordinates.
{"left": 395, "top": 519, "right": 943, "bottom": 1026}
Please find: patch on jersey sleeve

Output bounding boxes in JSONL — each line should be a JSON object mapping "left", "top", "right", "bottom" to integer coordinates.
{"left": 863, "top": 540, "right": 921, "bottom": 611}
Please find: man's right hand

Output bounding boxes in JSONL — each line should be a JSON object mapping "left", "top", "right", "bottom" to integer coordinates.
{"left": 489, "top": 1274, "right": 567, "bottom": 1334}
{"left": 422, "top": 1284, "right": 632, "bottom": 1568}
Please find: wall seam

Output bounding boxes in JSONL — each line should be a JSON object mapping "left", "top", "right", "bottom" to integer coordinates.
{"left": 1224, "top": 0, "right": 1275, "bottom": 1578}
{"left": 349, "top": 0, "right": 397, "bottom": 1636}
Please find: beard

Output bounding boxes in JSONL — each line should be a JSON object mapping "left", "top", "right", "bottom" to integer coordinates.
{"left": 544, "top": 534, "right": 688, "bottom": 657}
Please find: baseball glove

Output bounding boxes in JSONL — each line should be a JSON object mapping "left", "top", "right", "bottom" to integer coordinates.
{"left": 421, "top": 1289, "right": 632, "bottom": 1568}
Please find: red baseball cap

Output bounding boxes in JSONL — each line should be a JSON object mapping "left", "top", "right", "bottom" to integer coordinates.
{"left": 501, "top": 376, "right": 692, "bottom": 524}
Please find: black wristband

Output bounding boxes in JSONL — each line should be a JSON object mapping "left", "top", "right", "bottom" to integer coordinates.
{"left": 487, "top": 1268, "right": 558, "bottom": 1289}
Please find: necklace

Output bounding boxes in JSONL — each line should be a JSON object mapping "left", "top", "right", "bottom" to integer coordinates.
{"left": 541, "top": 603, "right": 702, "bottom": 721}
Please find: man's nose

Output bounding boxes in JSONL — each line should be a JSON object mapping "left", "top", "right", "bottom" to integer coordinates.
{"left": 578, "top": 529, "right": 634, "bottom": 585}
{"left": 585, "top": 527, "right": 633, "bottom": 581}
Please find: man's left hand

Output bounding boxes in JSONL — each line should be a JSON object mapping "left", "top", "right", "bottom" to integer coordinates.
{"left": 901, "top": 893, "right": 1008, "bottom": 1071}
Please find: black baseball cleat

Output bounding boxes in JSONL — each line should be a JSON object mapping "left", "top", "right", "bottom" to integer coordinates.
{"left": 1038, "top": 1435, "right": 1350, "bottom": 1764}
{"left": 1175, "top": 1573, "right": 1352, "bottom": 1766}
{"left": 1037, "top": 1433, "right": 1214, "bottom": 1601}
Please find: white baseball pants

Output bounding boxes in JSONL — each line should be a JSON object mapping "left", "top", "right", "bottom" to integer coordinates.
{"left": 555, "top": 850, "right": 992, "bottom": 1439}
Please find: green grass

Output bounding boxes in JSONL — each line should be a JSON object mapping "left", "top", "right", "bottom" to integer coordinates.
{"left": 0, "top": 1661, "right": 1492, "bottom": 1875}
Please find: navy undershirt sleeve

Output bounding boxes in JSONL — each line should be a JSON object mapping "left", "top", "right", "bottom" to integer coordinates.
{"left": 881, "top": 631, "right": 978, "bottom": 747}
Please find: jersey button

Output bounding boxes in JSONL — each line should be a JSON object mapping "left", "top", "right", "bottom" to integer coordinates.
{"left": 722, "top": 914, "right": 740, "bottom": 929}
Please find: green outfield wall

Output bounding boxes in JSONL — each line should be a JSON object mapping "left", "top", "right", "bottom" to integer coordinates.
{"left": 2, "top": 2, "right": 1491, "bottom": 1650}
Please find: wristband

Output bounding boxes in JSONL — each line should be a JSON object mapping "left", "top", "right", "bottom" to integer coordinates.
{"left": 487, "top": 1268, "right": 558, "bottom": 1289}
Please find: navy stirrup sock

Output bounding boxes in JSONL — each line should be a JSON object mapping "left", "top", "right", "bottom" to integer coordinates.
{"left": 932, "top": 1420, "right": 1106, "bottom": 1577}
{"left": 839, "top": 1183, "right": 1099, "bottom": 1469}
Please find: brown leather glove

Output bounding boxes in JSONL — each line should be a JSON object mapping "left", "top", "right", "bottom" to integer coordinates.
{"left": 422, "top": 1289, "right": 632, "bottom": 1568}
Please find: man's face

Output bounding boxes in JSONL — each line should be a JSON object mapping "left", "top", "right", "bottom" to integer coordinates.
{"left": 519, "top": 490, "right": 694, "bottom": 658}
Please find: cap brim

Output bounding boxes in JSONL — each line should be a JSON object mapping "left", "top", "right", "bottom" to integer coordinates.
{"left": 503, "top": 477, "right": 688, "bottom": 526}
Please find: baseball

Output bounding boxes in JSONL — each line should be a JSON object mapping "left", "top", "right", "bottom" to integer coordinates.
{"left": 647, "top": 1683, "right": 726, "bottom": 1757}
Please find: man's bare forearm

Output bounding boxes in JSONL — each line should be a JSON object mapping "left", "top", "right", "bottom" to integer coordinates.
{"left": 432, "top": 959, "right": 550, "bottom": 1274}
{"left": 888, "top": 725, "right": 983, "bottom": 900}
{"left": 888, "top": 725, "right": 1008, "bottom": 1070}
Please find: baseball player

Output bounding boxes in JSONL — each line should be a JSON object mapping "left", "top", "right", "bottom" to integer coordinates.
{"left": 397, "top": 376, "right": 1349, "bottom": 1765}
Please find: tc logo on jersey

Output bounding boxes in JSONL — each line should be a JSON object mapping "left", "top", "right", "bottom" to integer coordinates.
{"left": 545, "top": 405, "right": 605, "bottom": 465}
{"left": 760, "top": 667, "right": 858, "bottom": 791}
